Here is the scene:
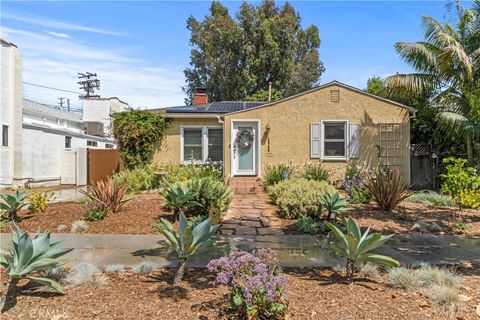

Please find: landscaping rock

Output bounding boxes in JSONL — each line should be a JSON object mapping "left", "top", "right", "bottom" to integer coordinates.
{"left": 412, "top": 220, "right": 443, "bottom": 233}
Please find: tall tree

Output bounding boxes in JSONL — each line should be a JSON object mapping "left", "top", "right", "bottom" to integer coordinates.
{"left": 384, "top": 0, "right": 480, "bottom": 164}
{"left": 183, "top": 0, "right": 325, "bottom": 103}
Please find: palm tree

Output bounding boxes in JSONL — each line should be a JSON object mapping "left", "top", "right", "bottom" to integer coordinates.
{"left": 385, "top": 1, "right": 480, "bottom": 164}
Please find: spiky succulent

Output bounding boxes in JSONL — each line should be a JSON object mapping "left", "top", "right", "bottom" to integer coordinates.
{"left": 0, "top": 191, "right": 28, "bottom": 220}
{"left": 320, "top": 192, "right": 350, "bottom": 221}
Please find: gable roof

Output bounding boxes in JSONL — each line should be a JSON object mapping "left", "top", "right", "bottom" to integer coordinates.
{"left": 150, "top": 101, "right": 268, "bottom": 116}
{"left": 223, "top": 81, "right": 416, "bottom": 116}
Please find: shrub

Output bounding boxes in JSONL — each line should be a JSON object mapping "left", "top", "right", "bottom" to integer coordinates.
{"left": 326, "top": 217, "right": 400, "bottom": 282}
{"left": 207, "top": 249, "right": 288, "bottom": 319}
{"left": 407, "top": 192, "right": 453, "bottom": 207}
{"left": 0, "top": 227, "right": 73, "bottom": 312}
{"left": 81, "top": 178, "right": 130, "bottom": 213}
{"left": 388, "top": 267, "right": 422, "bottom": 291}
{"left": 452, "top": 222, "right": 468, "bottom": 233}
{"left": 105, "top": 264, "right": 125, "bottom": 273}
{"left": 440, "top": 157, "right": 480, "bottom": 209}
{"left": 263, "top": 163, "right": 295, "bottom": 188}
{"left": 0, "top": 191, "right": 28, "bottom": 220}
{"left": 71, "top": 220, "right": 88, "bottom": 233}
{"left": 156, "top": 212, "right": 219, "bottom": 285}
{"left": 342, "top": 161, "right": 371, "bottom": 204}
{"left": 67, "top": 263, "right": 107, "bottom": 289}
{"left": 302, "top": 163, "right": 330, "bottom": 182}
{"left": 185, "top": 176, "right": 233, "bottom": 217}
{"left": 113, "top": 165, "right": 159, "bottom": 192}
{"left": 365, "top": 167, "right": 410, "bottom": 211}
{"left": 295, "top": 215, "right": 326, "bottom": 234}
{"left": 161, "top": 183, "right": 202, "bottom": 217}
{"left": 27, "top": 191, "right": 55, "bottom": 214}
{"left": 112, "top": 109, "right": 170, "bottom": 169}
{"left": 268, "top": 178, "right": 336, "bottom": 218}
{"left": 163, "top": 162, "right": 223, "bottom": 185}
{"left": 132, "top": 261, "right": 158, "bottom": 275}
{"left": 83, "top": 206, "right": 108, "bottom": 221}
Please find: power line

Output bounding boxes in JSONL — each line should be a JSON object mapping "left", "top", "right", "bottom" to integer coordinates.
{"left": 22, "top": 82, "right": 80, "bottom": 94}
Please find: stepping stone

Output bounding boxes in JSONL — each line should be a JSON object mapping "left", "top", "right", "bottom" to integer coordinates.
{"left": 240, "top": 209, "right": 262, "bottom": 214}
{"left": 221, "top": 229, "right": 235, "bottom": 235}
{"left": 236, "top": 227, "right": 257, "bottom": 235}
{"left": 241, "top": 220, "right": 262, "bottom": 228}
{"left": 257, "top": 228, "right": 284, "bottom": 235}
{"left": 222, "top": 223, "right": 239, "bottom": 229}
{"left": 242, "top": 216, "right": 261, "bottom": 222}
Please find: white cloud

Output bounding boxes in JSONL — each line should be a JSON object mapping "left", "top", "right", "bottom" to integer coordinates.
{"left": 1, "top": 26, "right": 185, "bottom": 108}
{"left": 3, "top": 11, "right": 126, "bottom": 36}
{"left": 46, "top": 31, "right": 71, "bottom": 39}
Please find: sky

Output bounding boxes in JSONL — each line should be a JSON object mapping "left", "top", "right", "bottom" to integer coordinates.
{"left": 0, "top": 1, "right": 470, "bottom": 109}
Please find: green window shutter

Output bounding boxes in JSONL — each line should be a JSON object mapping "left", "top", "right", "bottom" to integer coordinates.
{"left": 310, "top": 122, "right": 321, "bottom": 158}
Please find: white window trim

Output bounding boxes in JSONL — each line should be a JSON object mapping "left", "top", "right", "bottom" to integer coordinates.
{"left": 180, "top": 125, "right": 223, "bottom": 163}
{"left": 320, "top": 120, "right": 349, "bottom": 161}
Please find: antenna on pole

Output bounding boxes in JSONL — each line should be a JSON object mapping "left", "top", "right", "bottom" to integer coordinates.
{"left": 78, "top": 72, "right": 100, "bottom": 99}
{"left": 58, "top": 97, "right": 65, "bottom": 109}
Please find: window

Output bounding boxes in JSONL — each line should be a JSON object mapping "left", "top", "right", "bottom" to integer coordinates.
{"left": 87, "top": 140, "right": 98, "bottom": 147}
{"left": 105, "top": 143, "right": 114, "bottom": 149}
{"left": 2, "top": 125, "right": 8, "bottom": 147}
{"left": 323, "top": 121, "right": 347, "bottom": 158}
{"left": 181, "top": 126, "right": 223, "bottom": 162}
{"left": 65, "top": 136, "right": 72, "bottom": 149}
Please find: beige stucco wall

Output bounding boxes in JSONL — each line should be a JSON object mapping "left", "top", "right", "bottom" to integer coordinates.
{"left": 153, "top": 117, "right": 222, "bottom": 166}
{"left": 223, "top": 84, "right": 411, "bottom": 182}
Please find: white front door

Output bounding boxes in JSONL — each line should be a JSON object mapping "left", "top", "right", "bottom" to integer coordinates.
{"left": 232, "top": 121, "right": 258, "bottom": 176}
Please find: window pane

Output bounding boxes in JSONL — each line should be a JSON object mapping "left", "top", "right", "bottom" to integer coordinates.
{"left": 208, "top": 129, "right": 222, "bottom": 145}
{"left": 65, "top": 136, "right": 72, "bottom": 149}
{"left": 208, "top": 145, "right": 223, "bottom": 161}
{"left": 207, "top": 128, "right": 223, "bottom": 161}
{"left": 324, "top": 123, "right": 345, "bottom": 140}
{"left": 184, "top": 146, "right": 202, "bottom": 161}
{"left": 2, "top": 125, "right": 8, "bottom": 147}
{"left": 184, "top": 128, "right": 202, "bottom": 145}
{"left": 324, "top": 142, "right": 345, "bottom": 156}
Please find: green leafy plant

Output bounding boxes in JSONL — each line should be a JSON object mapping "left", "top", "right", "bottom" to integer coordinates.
{"left": 295, "top": 215, "right": 326, "bottom": 234}
{"left": 320, "top": 192, "right": 350, "bottom": 221}
{"left": 112, "top": 109, "right": 171, "bottom": 169}
{"left": 84, "top": 208, "right": 108, "bottom": 221}
{"left": 365, "top": 167, "right": 410, "bottom": 211}
{"left": 263, "top": 163, "right": 295, "bottom": 188}
{"left": 0, "top": 227, "right": 74, "bottom": 312}
{"left": 342, "top": 161, "right": 372, "bottom": 204}
{"left": 113, "top": 165, "right": 159, "bottom": 192}
{"left": 326, "top": 217, "right": 400, "bottom": 283}
{"left": 184, "top": 176, "right": 233, "bottom": 216}
{"left": 163, "top": 162, "right": 223, "bottom": 185}
{"left": 156, "top": 212, "right": 219, "bottom": 285}
{"left": 81, "top": 178, "right": 130, "bottom": 213}
{"left": 452, "top": 222, "right": 468, "bottom": 233}
{"left": 0, "top": 191, "right": 28, "bottom": 220}
{"left": 302, "top": 163, "right": 330, "bottom": 182}
{"left": 27, "top": 191, "right": 55, "bottom": 214}
{"left": 407, "top": 192, "right": 453, "bottom": 207}
{"left": 440, "top": 157, "right": 480, "bottom": 209}
{"left": 161, "top": 183, "right": 202, "bottom": 217}
{"left": 267, "top": 178, "right": 336, "bottom": 218}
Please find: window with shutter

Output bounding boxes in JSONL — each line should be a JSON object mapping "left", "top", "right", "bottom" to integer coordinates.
{"left": 349, "top": 123, "right": 360, "bottom": 158}
{"left": 310, "top": 123, "right": 320, "bottom": 158}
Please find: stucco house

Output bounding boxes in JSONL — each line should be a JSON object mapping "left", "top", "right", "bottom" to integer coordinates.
{"left": 151, "top": 81, "right": 415, "bottom": 183}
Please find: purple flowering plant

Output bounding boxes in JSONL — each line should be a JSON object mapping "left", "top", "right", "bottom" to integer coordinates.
{"left": 207, "top": 249, "right": 288, "bottom": 319}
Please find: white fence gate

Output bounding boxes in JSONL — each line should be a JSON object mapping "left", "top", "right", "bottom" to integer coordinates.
{"left": 61, "top": 148, "right": 87, "bottom": 185}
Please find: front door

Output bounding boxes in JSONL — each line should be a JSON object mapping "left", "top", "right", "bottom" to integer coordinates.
{"left": 232, "top": 122, "right": 257, "bottom": 176}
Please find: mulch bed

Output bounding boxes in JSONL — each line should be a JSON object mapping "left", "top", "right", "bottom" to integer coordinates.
{"left": 0, "top": 194, "right": 171, "bottom": 234}
{"left": 279, "top": 201, "right": 480, "bottom": 236}
{"left": 1, "top": 267, "right": 479, "bottom": 319}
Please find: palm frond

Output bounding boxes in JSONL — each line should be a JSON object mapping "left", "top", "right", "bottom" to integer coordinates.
{"left": 437, "top": 111, "right": 480, "bottom": 139}
{"left": 384, "top": 73, "right": 436, "bottom": 95}
{"left": 394, "top": 42, "right": 438, "bottom": 73}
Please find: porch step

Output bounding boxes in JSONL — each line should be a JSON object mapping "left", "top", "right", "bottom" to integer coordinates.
{"left": 228, "top": 177, "right": 264, "bottom": 194}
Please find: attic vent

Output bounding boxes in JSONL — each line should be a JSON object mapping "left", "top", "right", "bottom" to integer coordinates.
{"left": 330, "top": 90, "right": 340, "bottom": 102}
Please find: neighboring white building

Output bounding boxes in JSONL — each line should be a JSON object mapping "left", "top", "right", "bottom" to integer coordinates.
{"left": 0, "top": 39, "right": 129, "bottom": 188}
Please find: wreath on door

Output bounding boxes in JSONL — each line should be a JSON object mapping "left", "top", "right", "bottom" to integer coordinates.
{"left": 235, "top": 129, "right": 254, "bottom": 150}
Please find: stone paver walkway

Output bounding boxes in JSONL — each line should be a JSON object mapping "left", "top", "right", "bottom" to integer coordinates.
{"left": 222, "top": 179, "right": 284, "bottom": 236}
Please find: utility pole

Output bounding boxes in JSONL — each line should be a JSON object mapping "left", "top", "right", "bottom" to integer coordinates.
{"left": 78, "top": 72, "right": 100, "bottom": 98}
{"left": 67, "top": 99, "right": 71, "bottom": 112}
{"left": 58, "top": 97, "right": 65, "bottom": 109}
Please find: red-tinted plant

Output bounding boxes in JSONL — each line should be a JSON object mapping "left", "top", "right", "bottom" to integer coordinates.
{"left": 365, "top": 167, "right": 410, "bottom": 211}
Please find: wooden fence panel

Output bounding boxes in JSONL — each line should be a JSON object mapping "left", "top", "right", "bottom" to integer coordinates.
{"left": 87, "top": 149, "right": 120, "bottom": 185}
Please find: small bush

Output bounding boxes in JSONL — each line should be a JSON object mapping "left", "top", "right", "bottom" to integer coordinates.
{"left": 388, "top": 267, "right": 421, "bottom": 291}
{"left": 440, "top": 157, "right": 480, "bottom": 209}
{"left": 81, "top": 178, "right": 130, "bottom": 213}
{"left": 105, "top": 264, "right": 125, "bottom": 273}
{"left": 83, "top": 206, "right": 108, "bottom": 221}
{"left": 27, "top": 191, "right": 55, "bottom": 214}
{"left": 184, "top": 176, "right": 233, "bottom": 217}
{"left": 342, "top": 161, "right": 371, "bottom": 204}
{"left": 132, "top": 261, "right": 157, "bottom": 275}
{"left": 417, "top": 265, "right": 462, "bottom": 289}
{"left": 263, "top": 163, "right": 295, "bottom": 188}
{"left": 268, "top": 178, "right": 336, "bottom": 218}
{"left": 407, "top": 192, "right": 453, "bottom": 207}
{"left": 207, "top": 249, "right": 288, "bottom": 319}
{"left": 67, "top": 263, "right": 107, "bottom": 288}
{"left": 163, "top": 162, "right": 223, "bottom": 185}
{"left": 295, "top": 215, "right": 326, "bottom": 234}
{"left": 452, "top": 222, "right": 468, "bottom": 233}
{"left": 426, "top": 285, "right": 460, "bottom": 307}
{"left": 71, "top": 220, "right": 88, "bottom": 233}
{"left": 0, "top": 190, "right": 28, "bottom": 220}
{"left": 113, "top": 165, "right": 159, "bottom": 192}
{"left": 458, "top": 189, "right": 480, "bottom": 209}
{"left": 365, "top": 167, "right": 410, "bottom": 211}
{"left": 359, "top": 263, "right": 381, "bottom": 280}
{"left": 302, "top": 163, "right": 330, "bottom": 182}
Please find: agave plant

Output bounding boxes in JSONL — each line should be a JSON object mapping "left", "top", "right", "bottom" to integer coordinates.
{"left": 326, "top": 217, "right": 400, "bottom": 283}
{"left": 0, "top": 191, "right": 28, "bottom": 220}
{"left": 80, "top": 178, "right": 130, "bottom": 213}
{"left": 365, "top": 167, "right": 410, "bottom": 211}
{"left": 161, "top": 183, "right": 202, "bottom": 217}
{"left": 0, "top": 227, "right": 74, "bottom": 312}
{"left": 156, "top": 212, "right": 219, "bottom": 285}
{"left": 320, "top": 192, "right": 350, "bottom": 221}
